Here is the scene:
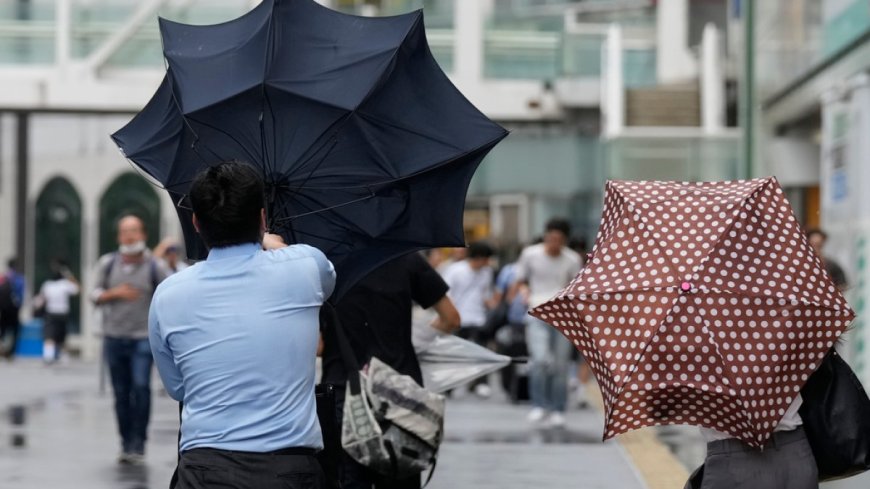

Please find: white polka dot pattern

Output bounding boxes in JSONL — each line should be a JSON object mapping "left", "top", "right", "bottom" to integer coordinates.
{"left": 530, "top": 178, "right": 855, "bottom": 448}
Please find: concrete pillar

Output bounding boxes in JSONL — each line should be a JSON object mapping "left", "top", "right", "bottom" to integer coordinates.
{"left": 701, "top": 23, "right": 725, "bottom": 134}
{"left": 453, "top": 0, "right": 485, "bottom": 84}
{"left": 604, "top": 24, "right": 624, "bottom": 138}
{"left": 55, "top": 0, "right": 71, "bottom": 72}
{"left": 656, "top": 0, "right": 696, "bottom": 83}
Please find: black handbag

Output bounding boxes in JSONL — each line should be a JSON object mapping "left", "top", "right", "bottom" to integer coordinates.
{"left": 799, "top": 349, "right": 870, "bottom": 481}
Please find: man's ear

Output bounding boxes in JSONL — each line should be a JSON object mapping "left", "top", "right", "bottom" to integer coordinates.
{"left": 192, "top": 214, "right": 201, "bottom": 234}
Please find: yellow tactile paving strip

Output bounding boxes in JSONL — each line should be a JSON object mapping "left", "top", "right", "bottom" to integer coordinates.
{"left": 586, "top": 384, "right": 690, "bottom": 489}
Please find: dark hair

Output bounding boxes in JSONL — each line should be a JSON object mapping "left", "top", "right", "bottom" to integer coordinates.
{"left": 189, "top": 161, "right": 265, "bottom": 248}
{"left": 545, "top": 218, "right": 571, "bottom": 237}
{"left": 806, "top": 228, "right": 827, "bottom": 241}
{"left": 467, "top": 241, "right": 494, "bottom": 259}
{"left": 7, "top": 257, "right": 18, "bottom": 270}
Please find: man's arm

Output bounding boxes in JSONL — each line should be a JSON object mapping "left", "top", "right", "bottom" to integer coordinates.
{"left": 90, "top": 255, "right": 140, "bottom": 305}
{"left": 430, "top": 295, "right": 460, "bottom": 335}
{"left": 148, "top": 298, "right": 185, "bottom": 401}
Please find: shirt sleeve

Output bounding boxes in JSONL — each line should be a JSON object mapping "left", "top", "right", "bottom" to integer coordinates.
{"left": 407, "top": 253, "right": 448, "bottom": 309}
{"left": 305, "top": 245, "right": 336, "bottom": 300}
{"left": 514, "top": 249, "right": 532, "bottom": 284}
{"left": 90, "top": 254, "right": 112, "bottom": 304}
{"left": 148, "top": 294, "right": 185, "bottom": 401}
{"left": 65, "top": 279, "right": 80, "bottom": 295}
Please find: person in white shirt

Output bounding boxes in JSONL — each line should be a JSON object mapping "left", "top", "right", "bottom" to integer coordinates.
{"left": 36, "top": 260, "right": 80, "bottom": 363}
{"left": 442, "top": 242, "right": 499, "bottom": 397}
{"left": 511, "top": 219, "right": 581, "bottom": 428}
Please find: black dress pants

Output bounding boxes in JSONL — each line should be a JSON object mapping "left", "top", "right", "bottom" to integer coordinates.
{"left": 177, "top": 447, "right": 324, "bottom": 489}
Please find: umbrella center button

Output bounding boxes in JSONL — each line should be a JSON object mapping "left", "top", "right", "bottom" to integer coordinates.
{"left": 680, "top": 282, "right": 693, "bottom": 293}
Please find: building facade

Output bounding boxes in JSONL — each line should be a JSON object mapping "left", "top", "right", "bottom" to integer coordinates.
{"left": 0, "top": 0, "right": 735, "bottom": 358}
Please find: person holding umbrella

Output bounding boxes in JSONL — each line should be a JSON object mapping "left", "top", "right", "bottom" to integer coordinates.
{"left": 149, "top": 161, "right": 335, "bottom": 489}
{"left": 321, "top": 253, "right": 460, "bottom": 489}
{"left": 530, "top": 178, "right": 853, "bottom": 489}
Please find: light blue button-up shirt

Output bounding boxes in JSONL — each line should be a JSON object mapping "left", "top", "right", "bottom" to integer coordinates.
{"left": 148, "top": 242, "right": 335, "bottom": 453}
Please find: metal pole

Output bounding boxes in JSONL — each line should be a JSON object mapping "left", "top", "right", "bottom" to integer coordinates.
{"left": 15, "top": 112, "right": 29, "bottom": 269}
{"left": 742, "top": 0, "right": 755, "bottom": 179}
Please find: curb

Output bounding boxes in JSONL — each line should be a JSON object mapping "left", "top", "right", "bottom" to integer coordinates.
{"left": 586, "top": 383, "right": 690, "bottom": 489}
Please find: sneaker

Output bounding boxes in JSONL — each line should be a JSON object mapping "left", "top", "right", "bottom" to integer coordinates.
{"left": 527, "top": 407, "right": 548, "bottom": 424}
{"left": 473, "top": 384, "right": 492, "bottom": 399}
{"left": 117, "top": 452, "right": 145, "bottom": 465}
{"left": 548, "top": 412, "right": 566, "bottom": 428}
{"left": 125, "top": 453, "right": 145, "bottom": 466}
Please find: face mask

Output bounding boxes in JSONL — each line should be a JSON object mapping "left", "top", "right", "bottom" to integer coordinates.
{"left": 119, "top": 240, "right": 147, "bottom": 256}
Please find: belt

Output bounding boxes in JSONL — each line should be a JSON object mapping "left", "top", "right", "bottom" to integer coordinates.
{"left": 269, "top": 447, "right": 318, "bottom": 456}
{"left": 185, "top": 446, "right": 318, "bottom": 457}
{"left": 706, "top": 427, "right": 807, "bottom": 455}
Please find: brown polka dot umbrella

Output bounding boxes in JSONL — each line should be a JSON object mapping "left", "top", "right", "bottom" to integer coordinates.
{"left": 530, "top": 177, "right": 855, "bottom": 448}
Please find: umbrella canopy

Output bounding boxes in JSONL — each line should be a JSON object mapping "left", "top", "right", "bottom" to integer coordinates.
{"left": 530, "top": 177, "right": 855, "bottom": 448}
{"left": 111, "top": 0, "right": 507, "bottom": 300}
{"left": 415, "top": 332, "right": 512, "bottom": 393}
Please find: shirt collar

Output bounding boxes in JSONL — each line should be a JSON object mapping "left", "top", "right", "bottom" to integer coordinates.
{"left": 206, "top": 242, "right": 262, "bottom": 261}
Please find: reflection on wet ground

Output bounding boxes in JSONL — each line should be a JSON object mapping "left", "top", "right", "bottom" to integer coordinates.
{"left": 0, "top": 386, "right": 179, "bottom": 489}
{"left": 444, "top": 427, "right": 601, "bottom": 445}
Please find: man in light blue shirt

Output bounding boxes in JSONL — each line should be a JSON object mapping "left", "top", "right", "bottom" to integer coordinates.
{"left": 149, "top": 161, "right": 335, "bottom": 489}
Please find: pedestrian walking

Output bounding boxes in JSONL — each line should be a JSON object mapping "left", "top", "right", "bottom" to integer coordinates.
{"left": 154, "top": 238, "right": 189, "bottom": 275}
{"left": 321, "top": 252, "right": 460, "bottom": 489}
{"left": 91, "top": 215, "right": 169, "bottom": 464}
{"left": 512, "top": 219, "right": 581, "bottom": 428}
{"left": 35, "top": 259, "right": 79, "bottom": 363}
{"left": 442, "top": 241, "right": 499, "bottom": 397}
{"left": 806, "top": 228, "right": 848, "bottom": 290}
{"left": 150, "top": 161, "right": 335, "bottom": 489}
{"left": 0, "top": 257, "right": 26, "bottom": 359}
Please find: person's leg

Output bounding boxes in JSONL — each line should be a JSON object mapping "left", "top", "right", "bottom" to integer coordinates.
{"left": 42, "top": 315, "right": 57, "bottom": 363}
{"left": 464, "top": 327, "right": 489, "bottom": 394}
{"left": 6, "top": 312, "right": 20, "bottom": 358}
{"left": 698, "top": 430, "right": 819, "bottom": 489}
{"left": 129, "top": 338, "right": 153, "bottom": 455}
{"left": 104, "top": 337, "right": 134, "bottom": 455}
{"left": 548, "top": 327, "right": 573, "bottom": 414}
{"left": 54, "top": 315, "right": 68, "bottom": 360}
{"left": 525, "top": 318, "right": 551, "bottom": 417}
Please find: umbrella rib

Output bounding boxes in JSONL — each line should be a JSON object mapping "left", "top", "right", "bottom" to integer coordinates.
{"left": 696, "top": 311, "right": 756, "bottom": 441}
{"left": 184, "top": 115, "right": 261, "bottom": 166}
{"left": 274, "top": 189, "right": 376, "bottom": 220}
{"left": 688, "top": 178, "right": 772, "bottom": 281}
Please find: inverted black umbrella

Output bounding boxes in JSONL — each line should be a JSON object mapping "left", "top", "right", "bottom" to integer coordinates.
{"left": 111, "top": 0, "right": 507, "bottom": 299}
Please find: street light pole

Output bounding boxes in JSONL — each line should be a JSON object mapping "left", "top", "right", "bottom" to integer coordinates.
{"left": 742, "top": 0, "right": 755, "bottom": 179}
{"left": 15, "top": 112, "right": 29, "bottom": 273}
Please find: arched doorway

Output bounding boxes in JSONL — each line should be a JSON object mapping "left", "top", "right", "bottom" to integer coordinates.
{"left": 98, "top": 173, "right": 161, "bottom": 256}
{"left": 35, "top": 177, "right": 83, "bottom": 333}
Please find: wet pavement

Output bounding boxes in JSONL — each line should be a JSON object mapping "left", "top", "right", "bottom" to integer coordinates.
{"left": 2, "top": 358, "right": 868, "bottom": 488}
{"left": 0, "top": 359, "right": 645, "bottom": 489}
{"left": 0, "top": 360, "right": 178, "bottom": 489}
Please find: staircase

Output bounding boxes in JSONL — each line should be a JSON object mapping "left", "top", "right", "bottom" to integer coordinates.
{"left": 625, "top": 83, "right": 701, "bottom": 127}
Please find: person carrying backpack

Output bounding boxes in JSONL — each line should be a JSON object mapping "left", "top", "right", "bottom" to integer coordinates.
{"left": 0, "top": 257, "right": 26, "bottom": 359}
{"left": 91, "top": 215, "right": 169, "bottom": 465}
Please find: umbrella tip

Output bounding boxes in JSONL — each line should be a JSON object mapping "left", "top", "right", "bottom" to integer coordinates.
{"left": 680, "top": 282, "right": 692, "bottom": 292}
